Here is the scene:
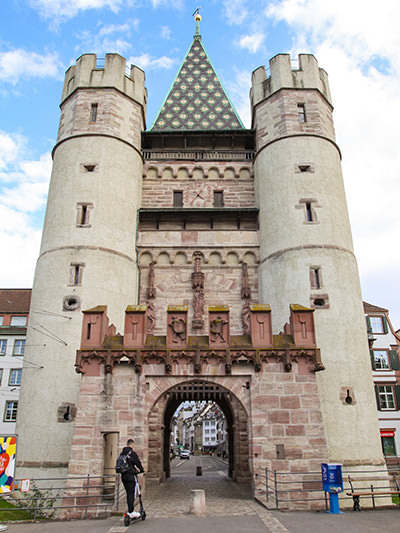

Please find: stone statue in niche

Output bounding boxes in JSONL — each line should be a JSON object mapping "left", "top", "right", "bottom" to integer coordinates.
{"left": 210, "top": 316, "right": 228, "bottom": 342}
{"left": 241, "top": 302, "right": 251, "bottom": 335}
{"left": 241, "top": 262, "right": 251, "bottom": 299}
{"left": 146, "top": 302, "right": 156, "bottom": 334}
{"left": 146, "top": 262, "right": 156, "bottom": 299}
{"left": 169, "top": 316, "right": 186, "bottom": 343}
{"left": 192, "top": 252, "right": 205, "bottom": 328}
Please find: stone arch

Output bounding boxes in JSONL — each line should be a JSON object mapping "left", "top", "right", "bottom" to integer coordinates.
{"left": 139, "top": 251, "right": 153, "bottom": 266}
{"left": 177, "top": 167, "right": 189, "bottom": 180}
{"left": 146, "top": 166, "right": 159, "bottom": 179}
{"left": 243, "top": 251, "right": 257, "bottom": 265}
{"left": 208, "top": 251, "right": 223, "bottom": 265}
{"left": 223, "top": 167, "right": 235, "bottom": 180}
{"left": 162, "top": 167, "right": 174, "bottom": 180}
{"left": 226, "top": 251, "right": 240, "bottom": 265}
{"left": 173, "top": 251, "right": 188, "bottom": 265}
{"left": 239, "top": 167, "right": 251, "bottom": 180}
{"left": 156, "top": 251, "right": 171, "bottom": 265}
{"left": 146, "top": 378, "right": 250, "bottom": 484}
{"left": 208, "top": 167, "right": 220, "bottom": 180}
{"left": 193, "top": 167, "right": 204, "bottom": 180}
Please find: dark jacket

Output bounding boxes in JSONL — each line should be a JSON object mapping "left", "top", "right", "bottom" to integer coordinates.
{"left": 121, "top": 446, "right": 144, "bottom": 480}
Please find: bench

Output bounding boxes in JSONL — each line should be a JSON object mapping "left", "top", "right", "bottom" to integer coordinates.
{"left": 346, "top": 473, "right": 400, "bottom": 511}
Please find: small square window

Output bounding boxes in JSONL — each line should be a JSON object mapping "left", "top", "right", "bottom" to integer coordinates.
{"left": 374, "top": 350, "right": 390, "bottom": 370}
{"left": 9, "top": 369, "right": 22, "bottom": 386}
{"left": 173, "top": 191, "right": 183, "bottom": 207}
{"left": 369, "top": 316, "right": 385, "bottom": 334}
{"left": 90, "top": 103, "right": 98, "bottom": 123}
{"left": 4, "top": 400, "right": 18, "bottom": 422}
{"left": 13, "top": 340, "right": 25, "bottom": 356}
{"left": 10, "top": 316, "right": 27, "bottom": 326}
{"left": 0, "top": 340, "right": 7, "bottom": 355}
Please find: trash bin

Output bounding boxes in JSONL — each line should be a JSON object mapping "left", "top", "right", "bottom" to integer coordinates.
{"left": 321, "top": 463, "right": 343, "bottom": 514}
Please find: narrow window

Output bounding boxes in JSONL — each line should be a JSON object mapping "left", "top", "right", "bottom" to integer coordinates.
{"left": 173, "top": 191, "right": 183, "bottom": 207}
{"left": 13, "top": 340, "right": 25, "bottom": 356}
{"left": 90, "top": 103, "right": 98, "bottom": 122}
{"left": 70, "top": 263, "right": 84, "bottom": 285}
{"left": 214, "top": 191, "right": 224, "bottom": 207}
{"left": 0, "top": 316, "right": 3, "bottom": 326}
{"left": 87, "top": 322, "right": 92, "bottom": 340}
{"left": 306, "top": 202, "right": 313, "bottom": 222}
{"left": 310, "top": 267, "right": 322, "bottom": 289}
{"left": 0, "top": 340, "right": 7, "bottom": 355}
{"left": 9, "top": 369, "right": 22, "bottom": 386}
{"left": 4, "top": 400, "right": 18, "bottom": 422}
{"left": 76, "top": 203, "right": 93, "bottom": 227}
{"left": 298, "top": 104, "right": 306, "bottom": 123}
{"left": 0, "top": 369, "right": 3, "bottom": 385}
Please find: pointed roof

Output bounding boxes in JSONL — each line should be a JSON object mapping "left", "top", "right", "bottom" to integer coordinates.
{"left": 151, "top": 33, "right": 244, "bottom": 132}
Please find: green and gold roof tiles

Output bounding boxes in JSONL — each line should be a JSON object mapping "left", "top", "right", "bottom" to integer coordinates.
{"left": 151, "top": 35, "right": 244, "bottom": 132}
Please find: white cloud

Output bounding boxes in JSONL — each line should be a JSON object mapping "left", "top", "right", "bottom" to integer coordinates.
{"left": 222, "top": 0, "right": 248, "bottom": 25}
{"left": 75, "top": 20, "right": 139, "bottom": 56}
{"left": 0, "top": 131, "right": 51, "bottom": 286}
{"left": 0, "top": 49, "right": 63, "bottom": 85}
{"left": 128, "top": 53, "right": 175, "bottom": 71}
{"left": 161, "top": 26, "right": 171, "bottom": 40}
{"left": 227, "top": 68, "right": 252, "bottom": 128}
{"left": 239, "top": 33, "right": 265, "bottom": 54}
{"left": 266, "top": 0, "right": 400, "bottom": 324}
{"left": 29, "top": 0, "right": 126, "bottom": 21}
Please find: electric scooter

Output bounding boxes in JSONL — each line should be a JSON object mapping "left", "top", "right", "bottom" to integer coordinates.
{"left": 123, "top": 474, "right": 146, "bottom": 526}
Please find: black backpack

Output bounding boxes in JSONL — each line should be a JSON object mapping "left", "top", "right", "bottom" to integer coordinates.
{"left": 115, "top": 451, "right": 131, "bottom": 474}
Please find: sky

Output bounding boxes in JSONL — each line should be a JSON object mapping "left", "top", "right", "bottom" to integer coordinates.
{"left": 1, "top": 0, "right": 399, "bottom": 327}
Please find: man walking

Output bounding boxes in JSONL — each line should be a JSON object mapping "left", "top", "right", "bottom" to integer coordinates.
{"left": 120, "top": 438, "right": 144, "bottom": 520}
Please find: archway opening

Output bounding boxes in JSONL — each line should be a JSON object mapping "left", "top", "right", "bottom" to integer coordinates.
{"left": 147, "top": 379, "right": 250, "bottom": 485}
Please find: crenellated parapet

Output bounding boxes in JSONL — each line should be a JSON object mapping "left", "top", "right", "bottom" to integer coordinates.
{"left": 75, "top": 303, "right": 324, "bottom": 375}
{"left": 251, "top": 53, "right": 331, "bottom": 108}
{"left": 61, "top": 53, "right": 147, "bottom": 107}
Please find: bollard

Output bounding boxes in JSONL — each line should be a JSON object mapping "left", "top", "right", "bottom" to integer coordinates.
{"left": 189, "top": 489, "right": 206, "bottom": 516}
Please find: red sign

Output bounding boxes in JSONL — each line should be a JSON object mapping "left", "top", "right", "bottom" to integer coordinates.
{"left": 380, "top": 431, "right": 395, "bottom": 438}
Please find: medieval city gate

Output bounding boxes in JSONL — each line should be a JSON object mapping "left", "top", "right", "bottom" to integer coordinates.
{"left": 147, "top": 379, "right": 250, "bottom": 482}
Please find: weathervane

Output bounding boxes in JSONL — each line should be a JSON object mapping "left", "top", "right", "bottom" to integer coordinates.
{"left": 193, "top": 7, "right": 202, "bottom": 34}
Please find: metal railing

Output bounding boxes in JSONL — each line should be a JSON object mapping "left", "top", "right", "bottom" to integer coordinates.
{"left": 261, "top": 467, "right": 399, "bottom": 511}
{"left": 1, "top": 474, "right": 122, "bottom": 521}
{"left": 143, "top": 149, "right": 254, "bottom": 161}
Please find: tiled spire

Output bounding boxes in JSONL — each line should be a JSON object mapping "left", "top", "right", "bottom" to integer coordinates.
{"left": 151, "top": 21, "right": 244, "bottom": 131}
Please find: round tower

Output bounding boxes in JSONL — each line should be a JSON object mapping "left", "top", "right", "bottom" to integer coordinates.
{"left": 16, "top": 54, "right": 146, "bottom": 478}
{"left": 251, "top": 54, "right": 383, "bottom": 466}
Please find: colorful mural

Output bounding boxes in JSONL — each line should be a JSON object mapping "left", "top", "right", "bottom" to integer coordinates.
{"left": 0, "top": 436, "right": 17, "bottom": 492}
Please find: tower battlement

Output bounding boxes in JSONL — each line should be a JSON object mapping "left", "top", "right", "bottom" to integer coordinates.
{"left": 251, "top": 54, "right": 331, "bottom": 107}
{"left": 61, "top": 53, "right": 147, "bottom": 107}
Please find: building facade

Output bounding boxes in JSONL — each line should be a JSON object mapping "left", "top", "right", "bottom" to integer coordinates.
{"left": 15, "top": 19, "right": 385, "bottom": 511}
{"left": 364, "top": 302, "right": 400, "bottom": 465}
{"left": 0, "top": 289, "right": 31, "bottom": 435}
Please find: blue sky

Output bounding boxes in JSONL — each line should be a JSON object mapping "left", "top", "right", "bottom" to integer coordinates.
{"left": 1, "top": 0, "right": 400, "bottom": 327}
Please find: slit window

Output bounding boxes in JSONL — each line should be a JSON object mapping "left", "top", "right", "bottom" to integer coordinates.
{"left": 173, "top": 191, "right": 183, "bottom": 207}
{"left": 298, "top": 104, "right": 306, "bottom": 123}
{"left": 306, "top": 202, "right": 313, "bottom": 221}
{"left": 214, "top": 191, "right": 224, "bottom": 207}
{"left": 90, "top": 103, "right": 98, "bottom": 122}
{"left": 76, "top": 203, "right": 93, "bottom": 226}
{"left": 70, "top": 263, "right": 84, "bottom": 285}
{"left": 310, "top": 267, "right": 322, "bottom": 289}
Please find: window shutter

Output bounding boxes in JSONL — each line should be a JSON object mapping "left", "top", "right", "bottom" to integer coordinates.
{"left": 382, "top": 316, "right": 389, "bottom": 334}
{"left": 366, "top": 316, "right": 372, "bottom": 335}
{"left": 390, "top": 350, "right": 399, "bottom": 371}
{"left": 370, "top": 350, "right": 376, "bottom": 370}
{"left": 395, "top": 385, "right": 400, "bottom": 411}
{"left": 374, "top": 385, "right": 381, "bottom": 410}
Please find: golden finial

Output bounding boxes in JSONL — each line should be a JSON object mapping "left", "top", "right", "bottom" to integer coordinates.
{"left": 193, "top": 7, "right": 202, "bottom": 35}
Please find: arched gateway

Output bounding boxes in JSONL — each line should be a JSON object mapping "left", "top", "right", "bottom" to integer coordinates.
{"left": 63, "top": 302, "right": 329, "bottom": 516}
{"left": 147, "top": 379, "right": 249, "bottom": 482}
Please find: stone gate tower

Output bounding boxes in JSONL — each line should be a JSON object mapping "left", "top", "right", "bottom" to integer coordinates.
{"left": 16, "top": 17, "right": 384, "bottom": 499}
{"left": 16, "top": 54, "right": 147, "bottom": 476}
